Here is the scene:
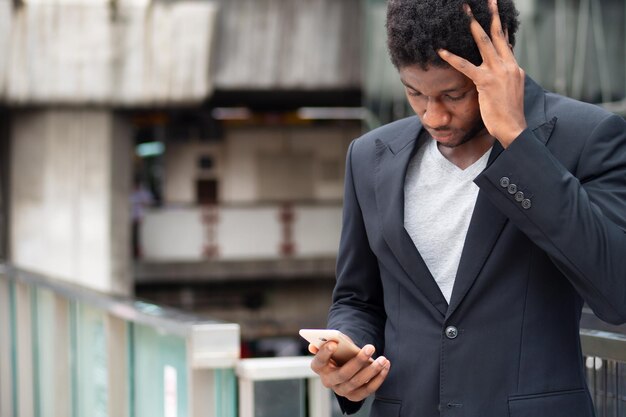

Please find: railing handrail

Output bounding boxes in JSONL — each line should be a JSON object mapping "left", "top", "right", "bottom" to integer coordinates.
{"left": 0, "top": 263, "right": 240, "bottom": 369}
{"left": 580, "top": 328, "right": 626, "bottom": 363}
{"left": 236, "top": 356, "right": 316, "bottom": 381}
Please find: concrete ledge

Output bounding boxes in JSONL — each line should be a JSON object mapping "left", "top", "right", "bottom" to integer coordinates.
{"left": 134, "top": 257, "right": 337, "bottom": 283}
{"left": 236, "top": 356, "right": 316, "bottom": 381}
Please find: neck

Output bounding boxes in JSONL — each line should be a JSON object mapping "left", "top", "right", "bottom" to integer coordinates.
{"left": 436, "top": 131, "right": 495, "bottom": 170}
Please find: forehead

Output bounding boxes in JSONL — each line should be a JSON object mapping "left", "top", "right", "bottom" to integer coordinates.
{"left": 399, "top": 64, "right": 472, "bottom": 93}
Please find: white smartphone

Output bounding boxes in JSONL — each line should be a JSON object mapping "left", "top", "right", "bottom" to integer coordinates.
{"left": 299, "top": 328, "right": 362, "bottom": 365}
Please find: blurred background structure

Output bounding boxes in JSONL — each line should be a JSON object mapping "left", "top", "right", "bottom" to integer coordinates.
{"left": 0, "top": 0, "right": 624, "bottom": 416}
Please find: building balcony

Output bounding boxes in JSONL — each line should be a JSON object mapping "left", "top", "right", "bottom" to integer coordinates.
{"left": 136, "top": 203, "right": 342, "bottom": 283}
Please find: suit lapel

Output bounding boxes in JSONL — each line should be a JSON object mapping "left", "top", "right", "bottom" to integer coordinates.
{"left": 446, "top": 143, "right": 508, "bottom": 317}
{"left": 446, "top": 76, "right": 557, "bottom": 318}
{"left": 375, "top": 118, "right": 448, "bottom": 317}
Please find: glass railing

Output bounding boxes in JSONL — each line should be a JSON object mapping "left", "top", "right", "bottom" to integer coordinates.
{"left": 0, "top": 264, "right": 239, "bottom": 417}
{"left": 2, "top": 262, "right": 624, "bottom": 417}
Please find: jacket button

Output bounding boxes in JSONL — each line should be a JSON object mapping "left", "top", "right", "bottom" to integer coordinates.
{"left": 522, "top": 199, "right": 532, "bottom": 209}
{"left": 515, "top": 191, "right": 524, "bottom": 202}
{"left": 499, "top": 177, "right": 510, "bottom": 188}
{"left": 507, "top": 183, "right": 518, "bottom": 194}
{"left": 445, "top": 326, "right": 459, "bottom": 339}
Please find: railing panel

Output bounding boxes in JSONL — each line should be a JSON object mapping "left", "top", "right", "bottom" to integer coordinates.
{"left": 15, "top": 281, "right": 34, "bottom": 417}
{"left": 131, "top": 323, "right": 189, "bottom": 417}
{"left": 31, "top": 286, "right": 70, "bottom": 417}
{"left": 236, "top": 356, "right": 374, "bottom": 417}
{"left": 214, "top": 369, "right": 238, "bottom": 417}
{"left": 254, "top": 379, "right": 306, "bottom": 417}
{"left": 106, "top": 314, "right": 129, "bottom": 417}
{"left": 0, "top": 272, "right": 14, "bottom": 417}
{"left": 71, "top": 302, "right": 109, "bottom": 417}
{"left": 237, "top": 357, "right": 321, "bottom": 417}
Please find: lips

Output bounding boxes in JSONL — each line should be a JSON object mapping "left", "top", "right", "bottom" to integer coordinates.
{"left": 430, "top": 131, "right": 453, "bottom": 141}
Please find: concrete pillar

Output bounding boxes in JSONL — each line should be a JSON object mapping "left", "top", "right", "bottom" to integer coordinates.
{"left": 0, "top": 108, "right": 9, "bottom": 260}
{"left": 0, "top": 0, "right": 11, "bottom": 98}
{"left": 9, "top": 109, "right": 132, "bottom": 295}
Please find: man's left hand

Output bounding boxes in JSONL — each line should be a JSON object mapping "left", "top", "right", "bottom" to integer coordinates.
{"left": 438, "top": 0, "right": 527, "bottom": 148}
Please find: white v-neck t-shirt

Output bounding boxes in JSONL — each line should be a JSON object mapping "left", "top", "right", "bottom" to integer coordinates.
{"left": 404, "top": 137, "right": 492, "bottom": 303}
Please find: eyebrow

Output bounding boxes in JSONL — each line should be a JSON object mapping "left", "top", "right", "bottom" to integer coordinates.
{"left": 400, "top": 78, "right": 466, "bottom": 94}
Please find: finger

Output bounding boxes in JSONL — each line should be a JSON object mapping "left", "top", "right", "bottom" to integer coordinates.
{"left": 336, "top": 356, "right": 391, "bottom": 400}
{"left": 464, "top": 4, "right": 498, "bottom": 65}
{"left": 310, "top": 341, "right": 337, "bottom": 373}
{"left": 346, "top": 356, "right": 389, "bottom": 390}
{"left": 350, "top": 344, "right": 376, "bottom": 367}
{"left": 438, "top": 49, "right": 479, "bottom": 81}
{"left": 349, "top": 358, "right": 391, "bottom": 401}
{"left": 325, "top": 344, "right": 376, "bottom": 386}
{"left": 345, "top": 366, "right": 390, "bottom": 402}
{"left": 488, "top": 0, "right": 514, "bottom": 58}
{"left": 308, "top": 344, "right": 319, "bottom": 355}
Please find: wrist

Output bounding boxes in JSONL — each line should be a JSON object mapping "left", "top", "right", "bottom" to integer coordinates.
{"left": 498, "top": 125, "right": 526, "bottom": 148}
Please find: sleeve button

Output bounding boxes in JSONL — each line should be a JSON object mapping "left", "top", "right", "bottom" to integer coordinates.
{"left": 515, "top": 191, "right": 524, "bottom": 202}
{"left": 499, "top": 177, "right": 510, "bottom": 188}
{"left": 507, "top": 184, "right": 518, "bottom": 194}
{"left": 522, "top": 199, "right": 532, "bottom": 209}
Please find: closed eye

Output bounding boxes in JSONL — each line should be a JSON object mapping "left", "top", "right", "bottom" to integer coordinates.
{"left": 444, "top": 93, "right": 466, "bottom": 101}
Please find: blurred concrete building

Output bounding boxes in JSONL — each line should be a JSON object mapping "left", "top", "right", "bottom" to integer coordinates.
{"left": 0, "top": 0, "right": 624, "bottom": 345}
{"left": 0, "top": 0, "right": 364, "bottom": 345}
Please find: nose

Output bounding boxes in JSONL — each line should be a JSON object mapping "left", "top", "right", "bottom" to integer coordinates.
{"left": 422, "top": 98, "right": 451, "bottom": 129}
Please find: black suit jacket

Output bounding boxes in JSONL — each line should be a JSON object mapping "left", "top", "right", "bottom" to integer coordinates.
{"left": 328, "top": 77, "right": 626, "bottom": 417}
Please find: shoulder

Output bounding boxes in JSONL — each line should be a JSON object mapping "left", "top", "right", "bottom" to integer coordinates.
{"left": 537, "top": 90, "right": 626, "bottom": 179}
{"left": 544, "top": 91, "right": 624, "bottom": 133}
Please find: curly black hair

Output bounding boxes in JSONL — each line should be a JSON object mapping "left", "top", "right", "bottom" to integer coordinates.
{"left": 386, "top": 0, "right": 520, "bottom": 69}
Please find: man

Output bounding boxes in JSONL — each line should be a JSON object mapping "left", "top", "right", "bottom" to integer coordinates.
{"left": 309, "top": 0, "right": 626, "bottom": 416}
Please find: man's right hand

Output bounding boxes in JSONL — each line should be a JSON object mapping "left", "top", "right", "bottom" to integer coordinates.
{"left": 309, "top": 341, "right": 391, "bottom": 402}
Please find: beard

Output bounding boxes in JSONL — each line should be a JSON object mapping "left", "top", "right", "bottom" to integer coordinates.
{"left": 435, "top": 118, "right": 487, "bottom": 149}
